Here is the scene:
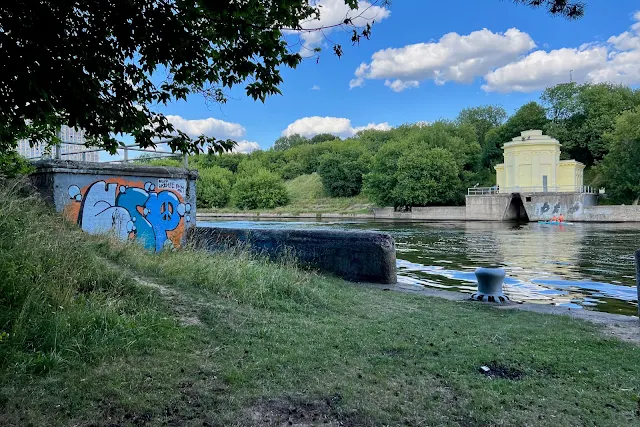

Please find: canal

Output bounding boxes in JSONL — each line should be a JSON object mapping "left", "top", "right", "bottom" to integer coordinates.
{"left": 200, "top": 219, "right": 640, "bottom": 316}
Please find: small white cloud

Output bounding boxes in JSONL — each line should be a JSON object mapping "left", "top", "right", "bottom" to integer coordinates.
{"left": 232, "top": 140, "right": 260, "bottom": 154}
{"left": 166, "top": 115, "right": 246, "bottom": 139}
{"left": 384, "top": 79, "right": 420, "bottom": 92}
{"left": 287, "top": 0, "right": 390, "bottom": 57}
{"left": 281, "top": 116, "right": 391, "bottom": 138}
{"left": 352, "top": 122, "right": 392, "bottom": 133}
{"left": 311, "top": 85, "right": 321, "bottom": 91}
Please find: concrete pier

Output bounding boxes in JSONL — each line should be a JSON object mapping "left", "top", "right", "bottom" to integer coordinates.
{"left": 189, "top": 226, "right": 397, "bottom": 284}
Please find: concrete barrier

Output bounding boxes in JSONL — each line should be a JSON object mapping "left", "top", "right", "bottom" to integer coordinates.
{"left": 189, "top": 226, "right": 397, "bottom": 284}
{"left": 372, "top": 207, "right": 466, "bottom": 220}
{"left": 31, "top": 160, "right": 197, "bottom": 251}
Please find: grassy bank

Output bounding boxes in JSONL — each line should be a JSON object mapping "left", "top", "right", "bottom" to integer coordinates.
{"left": 1, "top": 180, "right": 640, "bottom": 426}
{"left": 201, "top": 173, "right": 374, "bottom": 215}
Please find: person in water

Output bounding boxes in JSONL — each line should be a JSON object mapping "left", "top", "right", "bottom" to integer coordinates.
{"left": 551, "top": 215, "right": 558, "bottom": 222}
{"left": 558, "top": 213, "right": 565, "bottom": 222}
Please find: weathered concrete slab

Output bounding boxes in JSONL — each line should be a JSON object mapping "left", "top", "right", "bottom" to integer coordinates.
{"left": 31, "top": 160, "right": 197, "bottom": 251}
{"left": 521, "top": 192, "right": 598, "bottom": 221}
{"left": 372, "top": 206, "right": 466, "bottom": 221}
{"left": 465, "top": 194, "right": 519, "bottom": 221}
{"left": 190, "top": 226, "right": 397, "bottom": 284}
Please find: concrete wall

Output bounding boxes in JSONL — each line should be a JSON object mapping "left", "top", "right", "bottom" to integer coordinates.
{"left": 31, "top": 160, "right": 197, "bottom": 251}
{"left": 190, "top": 226, "right": 397, "bottom": 284}
{"left": 465, "top": 194, "right": 516, "bottom": 221}
{"left": 372, "top": 206, "right": 466, "bottom": 221}
{"left": 578, "top": 205, "right": 640, "bottom": 222}
{"left": 521, "top": 193, "right": 598, "bottom": 222}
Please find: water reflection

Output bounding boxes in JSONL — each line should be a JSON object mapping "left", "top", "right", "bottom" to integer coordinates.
{"left": 201, "top": 219, "right": 639, "bottom": 316}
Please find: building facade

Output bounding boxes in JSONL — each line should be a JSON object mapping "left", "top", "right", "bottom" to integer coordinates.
{"left": 495, "top": 130, "right": 585, "bottom": 193}
{"left": 16, "top": 125, "right": 99, "bottom": 162}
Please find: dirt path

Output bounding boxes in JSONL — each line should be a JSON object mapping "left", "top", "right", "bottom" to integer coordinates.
{"left": 101, "top": 257, "right": 204, "bottom": 327}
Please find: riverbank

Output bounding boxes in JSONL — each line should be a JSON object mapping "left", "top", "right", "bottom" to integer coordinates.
{"left": 2, "top": 182, "right": 640, "bottom": 426}
{"left": 199, "top": 203, "right": 640, "bottom": 223}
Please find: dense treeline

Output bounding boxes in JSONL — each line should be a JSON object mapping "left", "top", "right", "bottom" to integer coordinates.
{"left": 159, "top": 82, "right": 640, "bottom": 209}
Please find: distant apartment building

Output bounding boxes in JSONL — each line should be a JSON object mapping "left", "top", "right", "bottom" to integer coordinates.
{"left": 16, "top": 125, "right": 100, "bottom": 162}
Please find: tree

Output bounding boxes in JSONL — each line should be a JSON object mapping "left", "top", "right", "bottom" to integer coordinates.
{"left": 231, "top": 168, "right": 289, "bottom": 210}
{"left": 541, "top": 82, "right": 583, "bottom": 122}
{"left": 273, "top": 134, "right": 309, "bottom": 151}
{"left": 364, "top": 141, "right": 462, "bottom": 208}
{"left": 456, "top": 105, "right": 507, "bottom": 150}
{"left": 197, "top": 166, "right": 235, "bottom": 208}
{"left": 1, "top": 0, "right": 585, "bottom": 157}
{"left": 317, "top": 147, "right": 370, "bottom": 197}
{"left": 394, "top": 148, "right": 461, "bottom": 207}
{"left": 310, "top": 134, "right": 340, "bottom": 144}
{"left": 482, "top": 102, "right": 549, "bottom": 168}
{"left": 599, "top": 108, "right": 640, "bottom": 204}
{"left": 0, "top": 0, "right": 384, "bottom": 155}
{"left": 512, "top": 0, "right": 585, "bottom": 18}
{"left": 542, "top": 83, "right": 640, "bottom": 165}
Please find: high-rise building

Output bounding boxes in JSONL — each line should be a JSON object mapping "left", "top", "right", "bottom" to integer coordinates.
{"left": 16, "top": 125, "right": 100, "bottom": 162}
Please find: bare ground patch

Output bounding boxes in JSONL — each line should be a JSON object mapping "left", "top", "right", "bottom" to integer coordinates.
{"left": 241, "top": 395, "right": 371, "bottom": 427}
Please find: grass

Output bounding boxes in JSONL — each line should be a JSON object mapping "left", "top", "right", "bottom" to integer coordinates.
{"left": 201, "top": 173, "right": 374, "bottom": 215}
{"left": 1, "top": 179, "right": 640, "bottom": 426}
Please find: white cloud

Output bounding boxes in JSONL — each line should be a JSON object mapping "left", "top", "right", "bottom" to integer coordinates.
{"left": 232, "top": 140, "right": 260, "bottom": 154}
{"left": 350, "top": 28, "right": 535, "bottom": 90}
{"left": 482, "top": 47, "right": 609, "bottom": 93}
{"left": 311, "top": 85, "right": 321, "bottom": 91}
{"left": 483, "top": 10, "right": 640, "bottom": 92}
{"left": 281, "top": 116, "right": 391, "bottom": 138}
{"left": 352, "top": 122, "right": 393, "bottom": 133}
{"left": 385, "top": 79, "right": 420, "bottom": 92}
{"left": 290, "top": 0, "right": 390, "bottom": 56}
{"left": 166, "top": 115, "right": 246, "bottom": 139}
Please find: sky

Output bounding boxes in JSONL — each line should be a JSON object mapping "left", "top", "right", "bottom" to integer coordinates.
{"left": 124, "top": 0, "right": 640, "bottom": 157}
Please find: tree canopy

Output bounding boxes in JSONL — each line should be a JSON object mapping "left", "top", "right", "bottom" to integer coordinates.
{"left": 1, "top": 0, "right": 586, "bottom": 156}
{"left": 542, "top": 83, "right": 640, "bottom": 166}
{"left": 598, "top": 108, "right": 640, "bottom": 204}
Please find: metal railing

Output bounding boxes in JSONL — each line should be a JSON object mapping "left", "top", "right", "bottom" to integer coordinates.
{"left": 468, "top": 185, "right": 597, "bottom": 195}
{"left": 27, "top": 140, "right": 189, "bottom": 168}
{"left": 467, "top": 186, "right": 500, "bottom": 196}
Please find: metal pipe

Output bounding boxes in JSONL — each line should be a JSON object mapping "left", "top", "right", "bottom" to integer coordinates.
{"left": 55, "top": 143, "right": 61, "bottom": 160}
{"left": 635, "top": 250, "right": 640, "bottom": 321}
{"left": 123, "top": 147, "right": 128, "bottom": 162}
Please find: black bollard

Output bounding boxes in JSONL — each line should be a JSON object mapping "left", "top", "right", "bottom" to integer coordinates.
{"left": 635, "top": 250, "right": 640, "bottom": 321}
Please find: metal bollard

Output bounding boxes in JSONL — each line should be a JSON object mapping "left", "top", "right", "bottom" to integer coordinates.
{"left": 471, "top": 267, "right": 509, "bottom": 304}
{"left": 635, "top": 250, "right": 640, "bottom": 321}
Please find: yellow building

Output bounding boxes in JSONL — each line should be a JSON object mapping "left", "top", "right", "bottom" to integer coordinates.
{"left": 495, "top": 130, "right": 585, "bottom": 193}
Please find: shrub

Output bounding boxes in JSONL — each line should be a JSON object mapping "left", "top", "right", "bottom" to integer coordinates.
{"left": 364, "top": 142, "right": 461, "bottom": 208}
{"left": 317, "top": 147, "right": 370, "bottom": 197}
{"left": 237, "top": 159, "right": 266, "bottom": 175}
{"left": 0, "top": 151, "right": 33, "bottom": 178}
{"left": 197, "top": 166, "right": 234, "bottom": 208}
{"left": 231, "top": 168, "right": 289, "bottom": 210}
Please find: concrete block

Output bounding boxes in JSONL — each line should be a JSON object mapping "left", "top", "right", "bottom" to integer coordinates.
{"left": 31, "top": 160, "right": 198, "bottom": 251}
{"left": 189, "top": 226, "right": 397, "bottom": 284}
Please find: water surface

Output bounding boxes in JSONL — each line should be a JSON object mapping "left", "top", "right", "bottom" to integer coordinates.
{"left": 201, "top": 219, "right": 639, "bottom": 316}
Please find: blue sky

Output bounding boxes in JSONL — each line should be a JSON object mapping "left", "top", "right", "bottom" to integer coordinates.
{"left": 150, "top": 0, "right": 640, "bottom": 154}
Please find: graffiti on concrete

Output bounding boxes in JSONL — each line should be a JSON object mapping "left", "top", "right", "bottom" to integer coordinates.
{"left": 539, "top": 202, "right": 550, "bottom": 215}
{"left": 568, "top": 202, "right": 582, "bottom": 214}
{"left": 65, "top": 179, "right": 191, "bottom": 251}
{"left": 552, "top": 203, "right": 561, "bottom": 214}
